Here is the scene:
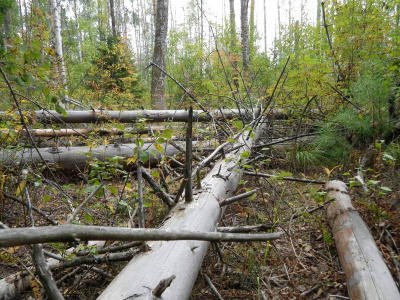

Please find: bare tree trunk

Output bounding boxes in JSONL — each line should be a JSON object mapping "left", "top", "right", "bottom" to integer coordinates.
{"left": 249, "top": 0, "right": 255, "bottom": 57}
{"left": 49, "top": 0, "right": 68, "bottom": 95}
{"left": 241, "top": 0, "right": 250, "bottom": 70}
{"left": 151, "top": 0, "right": 169, "bottom": 109}
{"left": 263, "top": 0, "right": 267, "bottom": 53}
{"left": 326, "top": 181, "right": 400, "bottom": 300}
{"left": 109, "top": 0, "right": 117, "bottom": 38}
{"left": 98, "top": 121, "right": 268, "bottom": 300}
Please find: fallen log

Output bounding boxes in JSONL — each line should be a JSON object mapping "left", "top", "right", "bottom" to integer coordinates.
{"left": 0, "top": 225, "right": 282, "bottom": 248}
{"left": 0, "top": 126, "right": 167, "bottom": 138}
{"left": 0, "top": 141, "right": 210, "bottom": 170}
{"left": 325, "top": 180, "right": 400, "bottom": 300}
{"left": 98, "top": 120, "right": 269, "bottom": 299}
{"left": 1, "top": 109, "right": 271, "bottom": 124}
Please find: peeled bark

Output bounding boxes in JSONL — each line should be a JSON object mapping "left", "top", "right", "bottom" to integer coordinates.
{"left": 326, "top": 181, "right": 400, "bottom": 300}
{"left": 98, "top": 121, "right": 269, "bottom": 299}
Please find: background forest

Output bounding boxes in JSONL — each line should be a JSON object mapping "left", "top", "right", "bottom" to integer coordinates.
{"left": 1, "top": 0, "right": 400, "bottom": 165}
{"left": 1, "top": 0, "right": 400, "bottom": 299}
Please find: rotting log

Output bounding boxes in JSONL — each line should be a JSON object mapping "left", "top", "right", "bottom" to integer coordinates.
{"left": 325, "top": 180, "right": 400, "bottom": 300}
{"left": 0, "top": 141, "right": 211, "bottom": 170}
{"left": 98, "top": 120, "right": 270, "bottom": 300}
{"left": 1, "top": 109, "right": 273, "bottom": 124}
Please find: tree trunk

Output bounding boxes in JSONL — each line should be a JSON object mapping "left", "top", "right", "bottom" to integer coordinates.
{"left": 0, "top": 141, "right": 210, "bottom": 171}
{"left": 151, "top": 0, "right": 169, "bottom": 109}
{"left": 98, "top": 120, "right": 268, "bottom": 299}
{"left": 241, "top": 0, "right": 250, "bottom": 70}
{"left": 109, "top": 0, "right": 117, "bottom": 38}
{"left": 325, "top": 181, "right": 400, "bottom": 300}
{"left": 49, "top": 0, "right": 68, "bottom": 94}
{"left": 3, "top": 108, "right": 265, "bottom": 124}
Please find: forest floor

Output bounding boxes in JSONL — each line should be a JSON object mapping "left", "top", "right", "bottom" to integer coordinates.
{"left": 1, "top": 132, "right": 400, "bottom": 300}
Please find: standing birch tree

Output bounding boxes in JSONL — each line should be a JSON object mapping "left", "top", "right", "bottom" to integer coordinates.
{"left": 241, "top": 0, "right": 250, "bottom": 71}
{"left": 151, "top": 0, "right": 168, "bottom": 109}
{"left": 49, "top": 0, "right": 68, "bottom": 102}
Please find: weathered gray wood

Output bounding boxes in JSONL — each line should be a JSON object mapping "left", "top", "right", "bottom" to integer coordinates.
{"left": 0, "top": 225, "right": 282, "bottom": 247}
{"left": 98, "top": 121, "right": 268, "bottom": 300}
{"left": 3, "top": 109, "right": 267, "bottom": 124}
{"left": 326, "top": 180, "right": 400, "bottom": 300}
{"left": 0, "top": 141, "right": 209, "bottom": 170}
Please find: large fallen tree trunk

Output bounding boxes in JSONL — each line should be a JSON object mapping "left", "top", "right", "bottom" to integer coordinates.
{"left": 0, "top": 141, "right": 210, "bottom": 170}
{"left": 1, "top": 109, "right": 272, "bottom": 124}
{"left": 325, "top": 181, "right": 400, "bottom": 300}
{"left": 98, "top": 121, "right": 269, "bottom": 299}
{"left": 0, "top": 126, "right": 167, "bottom": 138}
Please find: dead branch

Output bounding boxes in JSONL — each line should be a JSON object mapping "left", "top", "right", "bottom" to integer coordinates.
{"left": 244, "top": 172, "right": 327, "bottom": 184}
{"left": 0, "top": 225, "right": 283, "bottom": 247}
{"left": 219, "top": 188, "right": 259, "bottom": 207}
{"left": 141, "top": 166, "right": 175, "bottom": 207}
{"left": 31, "top": 244, "right": 64, "bottom": 300}
{"left": 3, "top": 193, "right": 59, "bottom": 225}
{"left": 152, "top": 275, "right": 176, "bottom": 298}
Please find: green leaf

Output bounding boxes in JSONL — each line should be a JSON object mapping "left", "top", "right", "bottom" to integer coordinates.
{"left": 140, "top": 151, "right": 149, "bottom": 163}
{"left": 161, "top": 129, "right": 173, "bottom": 140}
{"left": 233, "top": 121, "right": 243, "bottom": 128}
{"left": 151, "top": 171, "right": 160, "bottom": 178}
{"left": 227, "top": 138, "right": 236, "bottom": 143}
{"left": 107, "top": 185, "right": 118, "bottom": 196}
{"left": 379, "top": 186, "right": 392, "bottom": 192}
{"left": 43, "top": 195, "right": 51, "bottom": 205}
{"left": 240, "top": 151, "right": 250, "bottom": 159}
{"left": 84, "top": 213, "right": 93, "bottom": 223}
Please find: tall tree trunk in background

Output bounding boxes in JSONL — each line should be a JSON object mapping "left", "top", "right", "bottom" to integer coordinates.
{"left": 263, "top": 0, "right": 267, "bottom": 53}
{"left": 109, "top": 0, "right": 117, "bottom": 38}
{"left": 241, "top": 0, "right": 250, "bottom": 71}
{"left": 229, "top": 0, "right": 239, "bottom": 89}
{"left": 249, "top": 0, "right": 255, "bottom": 56}
{"left": 73, "top": 0, "right": 83, "bottom": 62}
{"left": 49, "top": 0, "right": 68, "bottom": 96}
{"left": 151, "top": 0, "right": 169, "bottom": 109}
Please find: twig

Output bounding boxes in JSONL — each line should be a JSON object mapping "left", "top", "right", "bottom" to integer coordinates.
{"left": 65, "top": 183, "right": 105, "bottom": 224}
{"left": 141, "top": 166, "right": 175, "bottom": 207}
{"left": 3, "top": 193, "right": 59, "bottom": 225}
{"left": 75, "top": 241, "right": 142, "bottom": 256}
{"left": 244, "top": 172, "right": 327, "bottom": 184}
{"left": 201, "top": 271, "right": 224, "bottom": 300}
{"left": 219, "top": 189, "right": 259, "bottom": 207}
{"left": 252, "top": 133, "right": 316, "bottom": 150}
{"left": 217, "top": 224, "right": 275, "bottom": 233}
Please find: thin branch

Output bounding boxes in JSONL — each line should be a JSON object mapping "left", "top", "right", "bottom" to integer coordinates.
{"left": 252, "top": 133, "right": 316, "bottom": 150}
{"left": 141, "top": 166, "right": 175, "bottom": 207}
{"left": 219, "top": 189, "right": 259, "bottom": 207}
{"left": 244, "top": 172, "right": 327, "bottom": 184}
{"left": 65, "top": 183, "right": 105, "bottom": 224}
{"left": 3, "top": 193, "right": 59, "bottom": 225}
